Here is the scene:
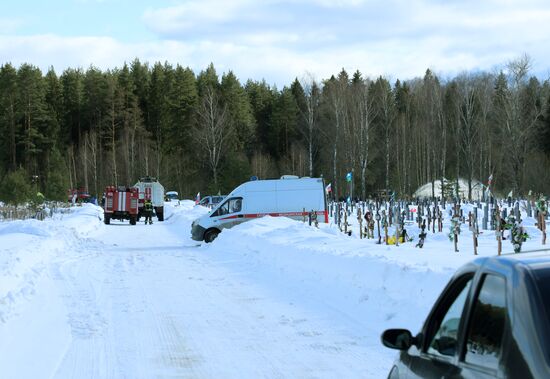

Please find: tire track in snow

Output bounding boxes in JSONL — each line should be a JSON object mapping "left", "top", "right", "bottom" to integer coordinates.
{"left": 44, "top": 204, "right": 387, "bottom": 378}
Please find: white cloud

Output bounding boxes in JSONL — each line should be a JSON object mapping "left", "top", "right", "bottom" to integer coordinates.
{"left": 0, "top": 35, "right": 193, "bottom": 73}
{"left": 2, "top": 1, "right": 550, "bottom": 85}
{"left": 1, "top": 30, "right": 547, "bottom": 88}
{"left": 307, "top": 0, "right": 366, "bottom": 7}
{"left": 143, "top": 0, "right": 256, "bottom": 34}
{"left": 0, "top": 18, "right": 24, "bottom": 34}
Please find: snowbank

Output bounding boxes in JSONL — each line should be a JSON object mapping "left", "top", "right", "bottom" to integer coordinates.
{"left": 0, "top": 199, "right": 548, "bottom": 377}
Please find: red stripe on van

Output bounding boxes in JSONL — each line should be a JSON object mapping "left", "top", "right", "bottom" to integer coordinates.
{"left": 220, "top": 211, "right": 327, "bottom": 221}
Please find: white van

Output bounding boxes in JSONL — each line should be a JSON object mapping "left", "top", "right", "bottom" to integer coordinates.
{"left": 191, "top": 177, "right": 328, "bottom": 242}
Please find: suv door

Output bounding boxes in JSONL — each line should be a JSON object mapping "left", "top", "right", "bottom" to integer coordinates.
{"left": 459, "top": 274, "right": 507, "bottom": 378}
{"left": 406, "top": 275, "right": 473, "bottom": 378}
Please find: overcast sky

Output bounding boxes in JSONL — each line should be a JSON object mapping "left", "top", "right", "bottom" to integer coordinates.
{"left": 2, "top": 0, "right": 550, "bottom": 86}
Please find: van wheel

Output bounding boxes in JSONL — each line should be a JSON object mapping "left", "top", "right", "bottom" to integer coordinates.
{"left": 204, "top": 229, "right": 219, "bottom": 243}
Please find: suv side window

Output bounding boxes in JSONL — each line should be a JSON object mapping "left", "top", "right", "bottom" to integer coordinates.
{"left": 427, "top": 276, "right": 473, "bottom": 357}
{"left": 463, "top": 274, "right": 506, "bottom": 369}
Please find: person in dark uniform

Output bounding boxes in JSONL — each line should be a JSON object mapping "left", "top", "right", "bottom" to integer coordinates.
{"left": 144, "top": 199, "right": 154, "bottom": 225}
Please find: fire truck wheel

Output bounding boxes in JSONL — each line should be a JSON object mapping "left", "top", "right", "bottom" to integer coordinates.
{"left": 130, "top": 216, "right": 137, "bottom": 225}
{"left": 104, "top": 214, "right": 111, "bottom": 225}
{"left": 204, "top": 229, "right": 220, "bottom": 243}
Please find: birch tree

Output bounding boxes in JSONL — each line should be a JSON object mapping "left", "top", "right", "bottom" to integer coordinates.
{"left": 323, "top": 73, "right": 346, "bottom": 200}
{"left": 456, "top": 74, "right": 480, "bottom": 200}
{"left": 298, "top": 74, "right": 320, "bottom": 178}
{"left": 351, "top": 74, "right": 376, "bottom": 199}
{"left": 195, "top": 86, "right": 231, "bottom": 186}
{"left": 494, "top": 55, "right": 545, "bottom": 195}
{"left": 373, "top": 77, "right": 396, "bottom": 192}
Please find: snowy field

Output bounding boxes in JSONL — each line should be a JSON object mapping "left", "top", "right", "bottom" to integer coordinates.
{"left": 0, "top": 200, "right": 548, "bottom": 378}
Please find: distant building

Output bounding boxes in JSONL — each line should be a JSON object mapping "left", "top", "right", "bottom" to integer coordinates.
{"left": 414, "top": 178, "right": 484, "bottom": 200}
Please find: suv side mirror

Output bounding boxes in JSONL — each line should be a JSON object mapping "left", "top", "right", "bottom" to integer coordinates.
{"left": 381, "top": 329, "right": 417, "bottom": 350}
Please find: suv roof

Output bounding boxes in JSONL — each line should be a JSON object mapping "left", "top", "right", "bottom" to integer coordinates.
{"left": 474, "top": 251, "right": 550, "bottom": 273}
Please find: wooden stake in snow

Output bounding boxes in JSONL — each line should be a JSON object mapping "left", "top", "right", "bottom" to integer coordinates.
{"left": 432, "top": 205, "right": 437, "bottom": 234}
{"left": 376, "top": 210, "right": 381, "bottom": 244}
{"left": 537, "top": 197, "right": 547, "bottom": 245}
{"left": 452, "top": 203, "right": 460, "bottom": 252}
{"left": 416, "top": 219, "right": 427, "bottom": 248}
{"left": 344, "top": 211, "right": 348, "bottom": 234}
{"left": 542, "top": 214, "right": 547, "bottom": 245}
{"left": 438, "top": 207, "right": 443, "bottom": 233}
{"left": 357, "top": 208, "right": 363, "bottom": 239}
{"left": 382, "top": 210, "right": 388, "bottom": 245}
{"left": 470, "top": 212, "right": 479, "bottom": 255}
{"left": 495, "top": 204, "right": 502, "bottom": 256}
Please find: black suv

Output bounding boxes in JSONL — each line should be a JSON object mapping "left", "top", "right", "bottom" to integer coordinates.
{"left": 381, "top": 253, "right": 550, "bottom": 378}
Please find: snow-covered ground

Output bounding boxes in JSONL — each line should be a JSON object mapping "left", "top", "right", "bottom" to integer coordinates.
{"left": 0, "top": 200, "right": 547, "bottom": 378}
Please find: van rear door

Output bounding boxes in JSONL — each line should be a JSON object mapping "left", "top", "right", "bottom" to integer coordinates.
{"left": 275, "top": 178, "right": 325, "bottom": 220}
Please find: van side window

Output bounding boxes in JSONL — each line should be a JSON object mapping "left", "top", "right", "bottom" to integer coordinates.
{"left": 230, "top": 198, "right": 242, "bottom": 213}
{"left": 463, "top": 274, "right": 506, "bottom": 370}
{"left": 211, "top": 198, "right": 242, "bottom": 217}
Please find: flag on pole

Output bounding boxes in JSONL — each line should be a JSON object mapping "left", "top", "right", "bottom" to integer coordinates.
{"left": 195, "top": 192, "right": 201, "bottom": 205}
{"left": 487, "top": 174, "right": 493, "bottom": 186}
{"left": 325, "top": 183, "right": 332, "bottom": 193}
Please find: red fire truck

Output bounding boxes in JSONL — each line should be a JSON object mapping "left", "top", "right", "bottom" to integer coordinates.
{"left": 103, "top": 186, "right": 139, "bottom": 225}
{"left": 67, "top": 187, "right": 91, "bottom": 204}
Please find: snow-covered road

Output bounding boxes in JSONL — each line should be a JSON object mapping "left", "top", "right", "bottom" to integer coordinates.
{"left": 0, "top": 203, "right": 394, "bottom": 378}
{"left": 53, "top": 219, "right": 383, "bottom": 378}
{"left": 1, "top": 200, "right": 546, "bottom": 378}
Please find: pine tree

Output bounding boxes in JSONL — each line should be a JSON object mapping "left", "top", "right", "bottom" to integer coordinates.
{"left": 41, "top": 67, "right": 64, "bottom": 195}
{"left": 0, "top": 167, "right": 33, "bottom": 205}
{"left": 245, "top": 79, "right": 275, "bottom": 156}
{"left": 16, "top": 64, "right": 48, "bottom": 176}
{"left": 270, "top": 86, "right": 298, "bottom": 160}
{"left": 0, "top": 63, "right": 18, "bottom": 172}
{"left": 220, "top": 71, "right": 254, "bottom": 155}
{"left": 162, "top": 65, "right": 198, "bottom": 192}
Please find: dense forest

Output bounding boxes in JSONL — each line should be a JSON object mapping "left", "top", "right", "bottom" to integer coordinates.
{"left": 1, "top": 55, "right": 550, "bottom": 204}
